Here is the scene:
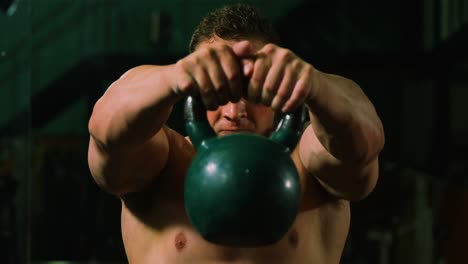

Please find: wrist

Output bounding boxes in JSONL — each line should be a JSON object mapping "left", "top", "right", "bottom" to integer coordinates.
{"left": 161, "top": 64, "right": 186, "bottom": 102}
{"left": 305, "top": 67, "right": 323, "bottom": 109}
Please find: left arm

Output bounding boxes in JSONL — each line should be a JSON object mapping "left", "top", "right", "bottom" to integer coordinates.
{"left": 299, "top": 72, "right": 384, "bottom": 201}
{"left": 236, "top": 42, "right": 385, "bottom": 201}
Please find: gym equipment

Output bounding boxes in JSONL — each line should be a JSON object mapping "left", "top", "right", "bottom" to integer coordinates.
{"left": 184, "top": 95, "right": 305, "bottom": 247}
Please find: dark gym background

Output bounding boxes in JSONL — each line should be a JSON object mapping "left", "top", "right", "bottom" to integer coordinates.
{"left": 1, "top": 0, "right": 467, "bottom": 263}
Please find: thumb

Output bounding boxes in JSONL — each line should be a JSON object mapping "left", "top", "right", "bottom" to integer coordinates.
{"left": 233, "top": 41, "right": 255, "bottom": 78}
{"left": 241, "top": 59, "right": 254, "bottom": 77}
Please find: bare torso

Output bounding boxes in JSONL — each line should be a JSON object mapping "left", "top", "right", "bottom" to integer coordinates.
{"left": 119, "top": 133, "right": 350, "bottom": 264}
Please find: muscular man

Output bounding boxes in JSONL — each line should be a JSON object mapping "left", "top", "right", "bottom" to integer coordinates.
{"left": 87, "top": 4, "right": 384, "bottom": 263}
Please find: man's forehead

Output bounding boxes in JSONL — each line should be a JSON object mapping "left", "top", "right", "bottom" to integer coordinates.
{"left": 197, "top": 37, "right": 266, "bottom": 51}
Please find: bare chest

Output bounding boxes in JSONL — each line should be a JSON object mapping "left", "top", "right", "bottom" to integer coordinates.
{"left": 120, "top": 183, "right": 350, "bottom": 264}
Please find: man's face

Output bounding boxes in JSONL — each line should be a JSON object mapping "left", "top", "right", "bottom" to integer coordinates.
{"left": 196, "top": 38, "right": 275, "bottom": 137}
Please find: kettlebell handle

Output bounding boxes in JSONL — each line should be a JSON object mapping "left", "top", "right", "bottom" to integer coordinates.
{"left": 184, "top": 95, "right": 307, "bottom": 152}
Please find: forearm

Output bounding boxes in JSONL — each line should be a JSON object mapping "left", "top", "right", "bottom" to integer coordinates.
{"left": 306, "top": 71, "right": 385, "bottom": 166}
{"left": 88, "top": 65, "right": 180, "bottom": 195}
{"left": 89, "top": 64, "right": 179, "bottom": 151}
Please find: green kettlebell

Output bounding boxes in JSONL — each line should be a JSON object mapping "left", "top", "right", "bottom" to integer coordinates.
{"left": 184, "top": 95, "right": 305, "bottom": 247}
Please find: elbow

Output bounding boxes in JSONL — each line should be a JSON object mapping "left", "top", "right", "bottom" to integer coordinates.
{"left": 347, "top": 158, "right": 380, "bottom": 202}
{"left": 356, "top": 121, "right": 385, "bottom": 167}
{"left": 346, "top": 174, "right": 378, "bottom": 202}
{"left": 89, "top": 159, "right": 134, "bottom": 196}
{"left": 88, "top": 99, "right": 109, "bottom": 147}
{"left": 341, "top": 138, "right": 382, "bottom": 202}
{"left": 87, "top": 139, "right": 131, "bottom": 197}
{"left": 374, "top": 122, "right": 385, "bottom": 158}
{"left": 369, "top": 115, "right": 385, "bottom": 162}
{"left": 92, "top": 173, "right": 130, "bottom": 196}
{"left": 87, "top": 85, "right": 130, "bottom": 149}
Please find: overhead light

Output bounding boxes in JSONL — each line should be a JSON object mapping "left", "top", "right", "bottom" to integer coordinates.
{"left": 1, "top": 0, "right": 17, "bottom": 16}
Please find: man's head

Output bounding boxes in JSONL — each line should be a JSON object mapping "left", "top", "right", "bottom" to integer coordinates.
{"left": 196, "top": 38, "right": 276, "bottom": 137}
{"left": 189, "top": 3, "right": 281, "bottom": 53}
{"left": 189, "top": 4, "right": 281, "bottom": 137}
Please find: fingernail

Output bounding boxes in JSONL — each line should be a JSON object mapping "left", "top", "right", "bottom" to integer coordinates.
{"left": 271, "top": 97, "right": 280, "bottom": 110}
{"left": 243, "top": 63, "right": 252, "bottom": 76}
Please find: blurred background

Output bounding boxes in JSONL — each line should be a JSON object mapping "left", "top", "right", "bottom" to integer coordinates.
{"left": 1, "top": 0, "right": 467, "bottom": 263}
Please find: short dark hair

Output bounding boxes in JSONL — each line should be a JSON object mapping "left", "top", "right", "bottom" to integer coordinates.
{"left": 189, "top": 3, "right": 280, "bottom": 52}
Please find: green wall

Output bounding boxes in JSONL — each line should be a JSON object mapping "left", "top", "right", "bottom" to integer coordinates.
{"left": 0, "top": 0, "right": 303, "bottom": 135}
{"left": 2, "top": 0, "right": 464, "bottom": 136}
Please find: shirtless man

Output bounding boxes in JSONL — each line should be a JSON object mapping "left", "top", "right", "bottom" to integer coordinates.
{"left": 87, "top": 4, "right": 385, "bottom": 263}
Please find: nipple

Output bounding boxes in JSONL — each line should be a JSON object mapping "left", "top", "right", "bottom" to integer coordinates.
{"left": 289, "top": 228, "right": 299, "bottom": 248}
{"left": 175, "top": 232, "right": 187, "bottom": 250}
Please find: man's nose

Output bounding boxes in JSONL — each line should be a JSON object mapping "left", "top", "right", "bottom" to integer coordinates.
{"left": 222, "top": 101, "right": 247, "bottom": 121}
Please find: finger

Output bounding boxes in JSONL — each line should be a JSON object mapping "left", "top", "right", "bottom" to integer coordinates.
{"left": 240, "top": 59, "right": 254, "bottom": 98}
{"left": 193, "top": 67, "right": 218, "bottom": 110}
{"left": 216, "top": 47, "right": 244, "bottom": 102}
{"left": 205, "top": 52, "right": 230, "bottom": 105}
{"left": 241, "top": 58, "right": 254, "bottom": 78}
{"left": 261, "top": 63, "right": 284, "bottom": 106}
{"left": 281, "top": 78, "right": 310, "bottom": 113}
{"left": 248, "top": 54, "right": 269, "bottom": 103}
{"left": 271, "top": 70, "right": 294, "bottom": 111}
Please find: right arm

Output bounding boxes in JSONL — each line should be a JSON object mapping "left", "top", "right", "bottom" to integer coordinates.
{"left": 88, "top": 65, "right": 179, "bottom": 196}
{"left": 88, "top": 41, "right": 250, "bottom": 196}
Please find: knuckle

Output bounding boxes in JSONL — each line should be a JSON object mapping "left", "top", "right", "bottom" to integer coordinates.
{"left": 174, "top": 62, "right": 194, "bottom": 92}
{"left": 304, "top": 67, "right": 315, "bottom": 81}
{"left": 199, "top": 86, "right": 212, "bottom": 96}
{"left": 304, "top": 64, "right": 314, "bottom": 75}
{"left": 276, "top": 89, "right": 290, "bottom": 100}
{"left": 175, "top": 59, "right": 188, "bottom": 72}
{"left": 208, "top": 48, "right": 217, "bottom": 58}
{"left": 218, "top": 44, "right": 231, "bottom": 53}
{"left": 264, "top": 92, "right": 274, "bottom": 102}
{"left": 263, "top": 43, "right": 276, "bottom": 53}
{"left": 295, "top": 88, "right": 307, "bottom": 99}
{"left": 279, "top": 49, "right": 290, "bottom": 60}
{"left": 291, "top": 59, "right": 300, "bottom": 67}
{"left": 275, "top": 48, "right": 293, "bottom": 61}
{"left": 285, "top": 48, "right": 295, "bottom": 57}
{"left": 226, "top": 70, "right": 241, "bottom": 82}
{"left": 213, "top": 80, "right": 227, "bottom": 92}
{"left": 290, "top": 59, "right": 303, "bottom": 70}
{"left": 198, "top": 48, "right": 213, "bottom": 60}
{"left": 264, "top": 83, "right": 276, "bottom": 93}
{"left": 251, "top": 73, "right": 264, "bottom": 85}
{"left": 178, "top": 78, "right": 193, "bottom": 92}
